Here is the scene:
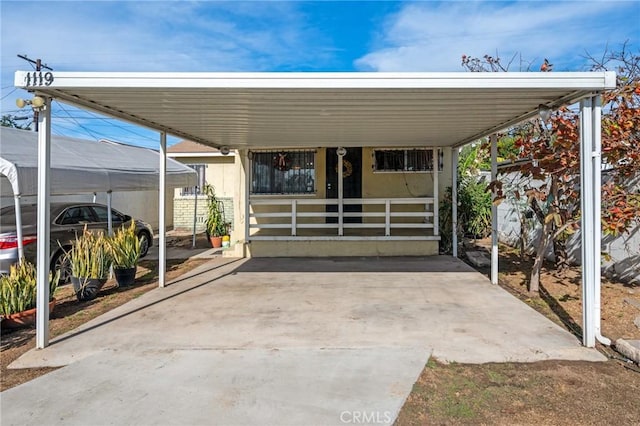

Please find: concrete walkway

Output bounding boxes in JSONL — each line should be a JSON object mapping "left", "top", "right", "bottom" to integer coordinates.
{"left": 1, "top": 256, "right": 604, "bottom": 426}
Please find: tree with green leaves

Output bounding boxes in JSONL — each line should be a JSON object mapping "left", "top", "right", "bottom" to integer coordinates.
{"left": 1, "top": 114, "right": 31, "bottom": 130}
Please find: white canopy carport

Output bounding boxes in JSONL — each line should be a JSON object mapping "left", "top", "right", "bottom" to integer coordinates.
{"left": 0, "top": 126, "right": 197, "bottom": 196}
{"left": 0, "top": 126, "right": 197, "bottom": 259}
{"left": 14, "top": 71, "right": 616, "bottom": 349}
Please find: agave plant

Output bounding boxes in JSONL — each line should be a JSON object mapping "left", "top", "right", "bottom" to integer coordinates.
{"left": 0, "top": 260, "right": 59, "bottom": 317}
{"left": 108, "top": 221, "right": 141, "bottom": 269}
{"left": 69, "top": 228, "right": 111, "bottom": 280}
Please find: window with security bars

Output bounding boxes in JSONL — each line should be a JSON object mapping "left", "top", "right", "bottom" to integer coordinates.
{"left": 251, "top": 150, "right": 316, "bottom": 195}
{"left": 180, "top": 164, "right": 206, "bottom": 195}
{"left": 373, "top": 149, "right": 443, "bottom": 172}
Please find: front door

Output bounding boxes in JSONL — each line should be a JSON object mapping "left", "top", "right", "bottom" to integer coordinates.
{"left": 326, "top": 148, "right": 362, "bottom": 223}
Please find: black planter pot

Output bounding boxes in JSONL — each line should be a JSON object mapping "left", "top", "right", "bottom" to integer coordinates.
{"left": 71, "top": 277, "right": 107, "bottom": 301}
{"left": 114, "top": 266, "right": 137, "bottom": 288}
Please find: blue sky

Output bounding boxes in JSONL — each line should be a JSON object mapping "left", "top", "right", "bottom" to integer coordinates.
{"left": 1, "top": 0, "right": 639, "bottom": 148}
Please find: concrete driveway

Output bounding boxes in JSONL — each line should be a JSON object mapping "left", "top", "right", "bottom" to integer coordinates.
{"left": 2, "top": 256, "right": 603, "bottom": 425}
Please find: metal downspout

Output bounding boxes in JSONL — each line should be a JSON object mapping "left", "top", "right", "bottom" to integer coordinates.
{"left": 592, "top": 95, "right": 611, "bottom": 346}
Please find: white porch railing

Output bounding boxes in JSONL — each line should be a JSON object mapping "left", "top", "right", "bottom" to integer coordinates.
{"left": 248, "top": 197, "right": 439, "bottom": 241}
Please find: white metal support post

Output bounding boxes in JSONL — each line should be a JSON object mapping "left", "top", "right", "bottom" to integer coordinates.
{"left": 432, "top": 148, "right": 439, "bottom": 236}
{"left": 580, "top": 96, "right": 610, "bottom": 347}
{"left": 452, "top": 147, "right": 458, "bottom": 258}
{"left": 385, "top": 199, "right": 391, "bottom": 237}
{"left": 291, "top": 200, "right": 297, "bottom": 236}
{"left": 490, "top": 134, "right": 498, "bottom": 285}
{"left": 35, "top": 96, "right": 51, "bottom": 349}
{"left": 244, "top": 151, "right": 251, "bottom": 245}
{"left": 14, "top": 194, "right": 24, "bottom": 261}
{"left": 338, "top": 149, "right": 344, "bottom": 236}
{"left": 192, "top": 187, "right": 198, "bottom": 249}
{"left": 580, "top": 97, "right": 595, "bottom": 347}
{"left": 107, "top": 190, "right": 114, "bottom": 279}
{"left": 592, "top": 95, "right": 610, "bottom": 346}
{"left": 159, "top": 132, "right": 167, "bottom": 288}
{"left": 107, "top": 190, "right": 113, "bottom": 236}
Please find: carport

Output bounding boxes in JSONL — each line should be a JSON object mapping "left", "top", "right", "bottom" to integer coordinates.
{"left": 13, "top": 70, "right": 616, "bottom": 350}
{"left": 0, "top": 126, "right": 197, "bottom": 259}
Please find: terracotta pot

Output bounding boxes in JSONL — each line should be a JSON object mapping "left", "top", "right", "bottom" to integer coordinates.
{"left": 209, "top": 236, "right": 223, "bottom": 248}
{"left": 1, "top": 299, "right": 57, "bottom": 329}
{"left": 114, "top": 266, "right": 137, "bottom": 288}
{"left": 71, "top": 277, "right": 107, "bottom": 302}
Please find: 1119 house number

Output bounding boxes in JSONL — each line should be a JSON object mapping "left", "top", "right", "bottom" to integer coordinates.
{"left": 23, "top": 71, "right": 54, "bottom": 87}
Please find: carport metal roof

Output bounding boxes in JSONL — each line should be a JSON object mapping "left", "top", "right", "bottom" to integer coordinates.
{"left": 14, "top": 70, "right": 617, "bottom": 352}
{"left": 15, "top": 71, "right": 616, "bottom": 149}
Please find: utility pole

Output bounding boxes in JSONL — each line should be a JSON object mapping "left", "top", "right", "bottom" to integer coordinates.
{"left": 17, "top": 55, "right": 53, "bottom": 131}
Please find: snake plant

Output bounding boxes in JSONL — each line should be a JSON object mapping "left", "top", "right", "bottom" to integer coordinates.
{"left": 0, "top": 260, "right": 59, "bottom": 317}
{"left": 69, "top": 228, "right": 111, "bottom": 279}
{"left": 108, "top": 221, "right": 141, "bottom": 269}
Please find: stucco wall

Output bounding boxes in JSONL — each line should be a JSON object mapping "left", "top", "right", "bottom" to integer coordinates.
{"left": 496, "top": 171, "right": 640, "bottom": 284}
{"left": 248, "top": 239, "right": 439, "bottom": 257}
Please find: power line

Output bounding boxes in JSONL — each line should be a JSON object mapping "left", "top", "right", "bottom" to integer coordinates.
{"left": 17, "top": 54, "right": 53, "bottom": 71}
{"left": 49, "top": 107, "right": 159, "bottom": 143}
{"left": 54, "top": 101, "right": 101, "bottom": 140}
{"left": 16, "top": 55, "right": 54, "bottom": 131}
{"left": 1, "top": 88, "right": 18, "bottom": 101}
{"left": 52, "top": 102, "right": 157, "bottom": 148}
{"left": 81, "top": 109, "right": 159, "bottom": 142}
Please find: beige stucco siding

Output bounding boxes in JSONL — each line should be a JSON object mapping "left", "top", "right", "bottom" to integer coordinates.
{"left": 172, "top": 155, "right": 236, "bottom": 231}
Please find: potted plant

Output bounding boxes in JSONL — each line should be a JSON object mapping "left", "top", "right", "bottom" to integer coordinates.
{"left": 204, "top": 183, "right": 228, "bottom": 248}
{"left": 0, "top": 260, "right": 59, "bottom": 328}
{"left": 108, "top": 221, "right": 141, "bottom": 287}
{"left": 68, "top": 228, "right": 111, "bottom": 301}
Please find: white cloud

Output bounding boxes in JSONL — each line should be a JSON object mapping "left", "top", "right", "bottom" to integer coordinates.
{"left": 356, "top": 1, "right": 638, "bottom": 71}
{"left": 1, "top": 1, "right": 330, "bottom": 73}
{"left": 0, "top": 1, "right": 336, "bottom": 143}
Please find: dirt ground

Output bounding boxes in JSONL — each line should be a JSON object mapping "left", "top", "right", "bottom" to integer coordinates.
{"left": 396, "top": 358, "right": 640, "bottom": 425}
{"left": 396, "top": 240, "right": 640, "bottom": 425}
{"left": 490, "top": 245, "right": 640, "bottom": 342}
{"left": 2, "top": 236, "right": 640, "bottom": 424}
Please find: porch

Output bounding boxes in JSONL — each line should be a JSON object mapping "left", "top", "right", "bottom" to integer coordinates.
{"left": 246, "top": 196, "right": 440, "bottom": 256}
{"left": 238, "top": 145, "right": 444, "bottom": 256}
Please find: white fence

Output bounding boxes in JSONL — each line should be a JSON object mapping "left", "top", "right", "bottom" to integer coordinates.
{"left": 249, "top": 197, "right": 438, "bottom": 240}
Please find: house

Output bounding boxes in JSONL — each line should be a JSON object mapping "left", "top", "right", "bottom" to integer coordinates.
{"left": 169, "top": 141, "right": 445, "bottom": 257}
{"left": 167, "top": 140, "right": 236, "bottom": 233}
{"left": 238, "top": 146, "right": 446, "bottom": 257}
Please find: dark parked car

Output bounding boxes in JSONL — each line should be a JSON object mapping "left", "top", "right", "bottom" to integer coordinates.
{"left": 0, "top": 202, "right": 153, "bottom": 283}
